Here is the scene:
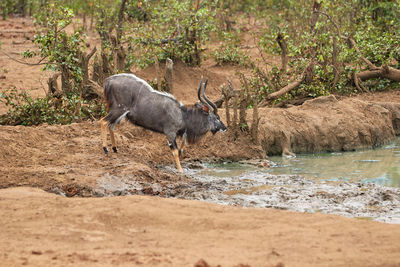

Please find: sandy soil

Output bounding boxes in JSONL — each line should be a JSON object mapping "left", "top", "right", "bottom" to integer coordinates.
{"left": 1, "top": 187, "right": 400, "bottom": 267}
{"left": 1, "top": 16, "right": 400, "bottom": 267}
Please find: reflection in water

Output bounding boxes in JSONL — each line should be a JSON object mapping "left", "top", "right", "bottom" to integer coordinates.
{"left": 268, "top": 139, "right": 400, "bottom": 187}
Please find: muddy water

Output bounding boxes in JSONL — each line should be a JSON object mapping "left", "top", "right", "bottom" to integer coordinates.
{"left": 197, "top": 138, "right": 400, "bottom": 188}
{"left": 182, "top": 140, "right": 400, "bottom": 223}
{"left": 186, "top": 164, "right": 400, "bottom": 224}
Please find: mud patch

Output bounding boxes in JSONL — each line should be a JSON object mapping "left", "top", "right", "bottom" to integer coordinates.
{"left": 183, "top": 164, "right": 400, "bottom": 223}
{"left": 68, "top": 160, "right": 400, "bottom": 224}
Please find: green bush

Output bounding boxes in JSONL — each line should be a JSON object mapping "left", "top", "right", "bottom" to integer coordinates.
{"left": 213, "top": 32, "right": 249, "bottom": 66}
{"left": 0, "top": 89, "right": 105, "bottom": 126}
{"left": 127, "top": 0, "right": 218, "bottom": 68}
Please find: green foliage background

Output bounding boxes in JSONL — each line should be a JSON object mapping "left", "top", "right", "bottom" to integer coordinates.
{"left": 0, "top": 0, "right": 399, "bottom": 125}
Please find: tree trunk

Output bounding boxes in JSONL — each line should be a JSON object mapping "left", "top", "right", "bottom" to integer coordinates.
{"left": 232, "top": 91, "right": 239, "bottom": 137}
{"left": 116, "top": 0, "right": 127, "bottom": 45}
{"left": 82, "top": 13, "right": 87, "bottom": 31}
{"left": 78, "top": 47, "right": 97, "bottom": 98}
{"left": 101, "top": 52, "right": 113, "bottom": 82}
{"left": 116, "top": 47, "right": 126, "bottom": 72}
{"left": 154, "top": 56, "right": 161, "bottom": 91}
{"left": 164, "top": 58, "right": 174, "bottom": 93}
{"left": 310, "top": 0, "right": 321, "bottom": 33}
{"left": 251, "top": 93, "right": 259, "bottom": 144}
{"left": 28, "top": 1, "right": 33, "bottom": 16}
{"left": 91, "top": 56, "right": 103, "bottom": 86}
{"left": 61, "top": 66, "right": 72, "bottom": 94}
{"left": 239, "top": 89, "right": 247, "bottom": 131}
{"left": 276, "top": 32, "right": 288, "bottom": 73}
{"left": 222, "top": 79, "right": 233, "bottom": 128}
{"left": 47, "top": 73, "right": 61, "bottom": 97}
{"left": 18, "top": 0, "right": 26, "bottom": 16}
{"left": 223, "top": 89, "right": 231, "bottom": 128}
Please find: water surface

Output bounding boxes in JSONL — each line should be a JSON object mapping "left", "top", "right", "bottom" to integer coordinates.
{"left": 201, "top": 138, "right": 400, "bottom": 188}
{"left": 268, "top": 139, "right": 400, "bottom": 187}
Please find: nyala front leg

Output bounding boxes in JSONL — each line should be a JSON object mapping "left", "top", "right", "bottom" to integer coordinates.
{"left": 168, "top": 139, "right": 183, "bottom": 173}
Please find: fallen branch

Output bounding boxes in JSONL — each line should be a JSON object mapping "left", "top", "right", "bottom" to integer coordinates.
{"left": 266, "top": 79, "right": 303, "bottom": 101}
{"left": 356, "top": 65, "right": 400, "bottom": 82}
{"left": 266, "top": 60, "right": 315, "bottom": 101}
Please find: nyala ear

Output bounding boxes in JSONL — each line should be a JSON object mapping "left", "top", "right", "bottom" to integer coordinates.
{"left": 195, "top": 102, "right": 203, "bottom": 109}
{"left": 202, "top": 105, "right": 209, "bottom": 113}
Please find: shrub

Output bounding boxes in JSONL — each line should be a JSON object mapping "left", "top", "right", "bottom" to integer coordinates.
{"left": 0, "top": 89, "right": 105, "bottom": 126}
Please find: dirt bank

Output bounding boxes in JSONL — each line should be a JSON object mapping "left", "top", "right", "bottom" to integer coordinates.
{"left": 0, "top": 120, "right": 262, "bottom": 196}
{"left": 258, "top": 94, "right": 400, "bottom": 155}
{"left": 1, "top": 187, "right": 399, "bottom": 267}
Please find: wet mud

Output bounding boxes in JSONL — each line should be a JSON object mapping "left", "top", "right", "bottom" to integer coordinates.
{"left": 58, "top": 160, "right": 400, "bottom": 224}
{"left": 186, "top": 163, "right": 400, "bottom": 224}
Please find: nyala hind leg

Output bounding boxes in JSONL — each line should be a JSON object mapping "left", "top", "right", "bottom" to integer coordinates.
{"left": 108, "top": 126, "right": 117, "bottom": 153}
{"left": 100, "top": 117, "right": 109, "bottom": 154}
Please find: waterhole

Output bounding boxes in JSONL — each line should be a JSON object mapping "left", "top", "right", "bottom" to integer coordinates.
{"left": 201, "top": 138, "right": 400, "bottom": 188}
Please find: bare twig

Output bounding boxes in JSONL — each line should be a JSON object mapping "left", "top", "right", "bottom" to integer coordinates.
{"left": 1, "top": 51, "right": 49, "bottom": 66}
{"left": 353, "top": 72, "right": 367, "bottom": 92}
{"left": 253, "top": 34, "right": 269, "bottom": 66}
{"left": 347, "top": 38, "right": 377, "bottom": 69}
{"left": 331, "top": 36, "right": 340, "bottom": 88}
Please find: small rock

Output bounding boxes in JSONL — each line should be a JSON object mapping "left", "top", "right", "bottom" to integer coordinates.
{"left": 194, "top": 259, "right": 210, "bottom": 267}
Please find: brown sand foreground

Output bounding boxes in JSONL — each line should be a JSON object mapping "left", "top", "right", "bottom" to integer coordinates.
{"left": 0, "top": 187, "right": 399, "bottom": 267}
